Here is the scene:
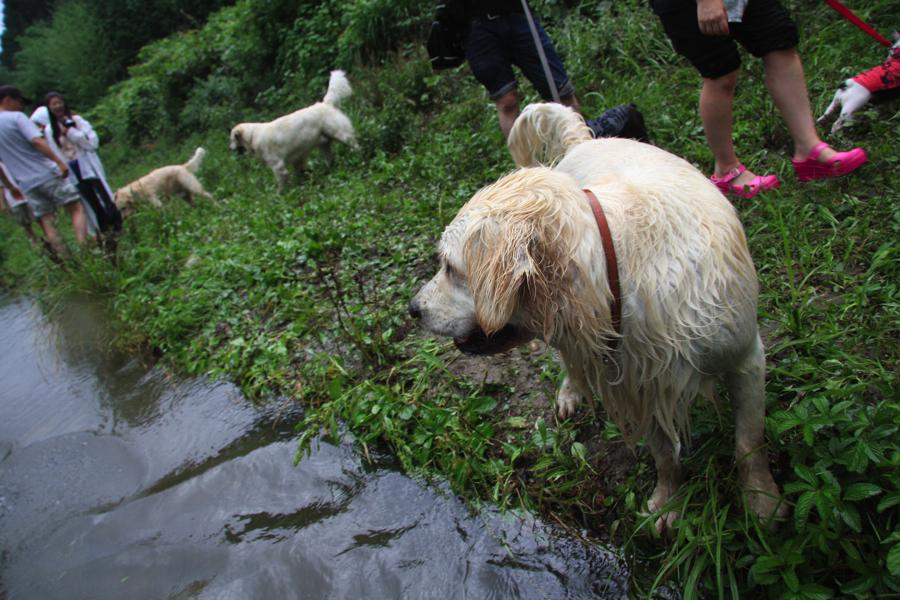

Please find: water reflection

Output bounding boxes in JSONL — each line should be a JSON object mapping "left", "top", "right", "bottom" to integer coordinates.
{"left": 0, "top": 296, "right": 630, "bottom": 599}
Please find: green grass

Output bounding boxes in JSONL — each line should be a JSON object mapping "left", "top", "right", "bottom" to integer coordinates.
{"left": 1, "top": 0, "right": 898, "bottom": 597}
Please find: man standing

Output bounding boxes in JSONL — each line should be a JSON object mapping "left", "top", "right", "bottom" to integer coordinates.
{"left": 0, "top": 85, "right": 87, "bottom": 257}
{"left": 431, "top": 1, "right": 649, "bottom": 141}
{"left": 464, "top": 1, "right": 582, "bottom": 137}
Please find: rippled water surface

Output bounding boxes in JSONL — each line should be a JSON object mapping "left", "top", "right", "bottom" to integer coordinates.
{"left": 0, "top": 296, "right": 629, "bottom": 599}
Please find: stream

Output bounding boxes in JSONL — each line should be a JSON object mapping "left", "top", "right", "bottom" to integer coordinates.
{"left": 0, "top": 295, "right": 630, "bottom": 599}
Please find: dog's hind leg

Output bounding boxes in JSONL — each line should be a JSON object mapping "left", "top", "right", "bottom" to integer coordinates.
{"left": 645, "top": 421, "right": 683, "bottom": 535}
{"left": 319, "top": 140, "right": 334, "bottom": 167}
{"left": 176, "top": 172, "right": 213, "bottom": 203}
{"left": 725, "top": 335, "right": 787, "bottom": 525}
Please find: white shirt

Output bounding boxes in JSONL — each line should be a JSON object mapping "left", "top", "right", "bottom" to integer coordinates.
{"left": 724, "top": 0, "right": 749, "bottom": 23}
{"left": 0, "top": 111, "right": 61, "bottom": 192}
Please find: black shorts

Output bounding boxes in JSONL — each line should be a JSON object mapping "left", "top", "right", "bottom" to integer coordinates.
{"left": 651, "top": 0, "right": 799, "bottom": 79}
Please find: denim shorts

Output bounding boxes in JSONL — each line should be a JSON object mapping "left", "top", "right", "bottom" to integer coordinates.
{"left": 652, "top": 0, "right": 799, "bottom": 79}
{"left": 26, "top": 176, "right": 82, "bottom": 219}
{"left": 464, "top": 13, "right": 575, "bottom": 101}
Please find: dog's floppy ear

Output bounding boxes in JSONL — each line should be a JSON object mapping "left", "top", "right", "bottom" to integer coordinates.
{"left": 464, "top": 218, "right": 536, "bottom": 335}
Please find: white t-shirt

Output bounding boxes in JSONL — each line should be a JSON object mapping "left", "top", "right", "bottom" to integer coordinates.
{"left": 0, "top": 111, "right": 60, "bottom": 192}
{"left": 724, "top": 0, "right": 749, "bottom": 23}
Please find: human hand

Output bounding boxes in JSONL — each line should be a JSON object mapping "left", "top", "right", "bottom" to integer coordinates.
{"left": 9, "top": 186, "right": 24, "bottom": 201}
{"left": 697, "top": 0, "right": 729, "bottom": 36}
{"left": 57, "top": 162, "right": 69, "bottom": 179}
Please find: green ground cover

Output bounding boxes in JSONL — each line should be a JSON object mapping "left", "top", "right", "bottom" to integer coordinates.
{"left": 1, "top": 0, "right": 897, "bottom": 596}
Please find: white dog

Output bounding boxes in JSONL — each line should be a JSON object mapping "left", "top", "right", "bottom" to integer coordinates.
{"left": 229, "top": 70, "right": 357, "bottom": 192}
{"left": 818, "top": 31, "right": 900, "bottom": 134}
{"left": 410, "top": 103, "right": 786, "bottom": 533}
{"left": 114, "top": 147, "right": 212, "bottom": 217}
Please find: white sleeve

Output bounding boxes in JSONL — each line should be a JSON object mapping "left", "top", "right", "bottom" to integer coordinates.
{"left": 66, "top": 116, "right": 100, "bottom": 151}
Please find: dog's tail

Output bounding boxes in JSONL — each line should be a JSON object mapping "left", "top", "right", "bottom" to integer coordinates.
{"left": 507, "top": 103, "right": 593, "bottom": 167}
{"left": 322, "top": 70, "right": 353, "bottom": 107}
{"left": 184, "top": 147, "right": 207, "bottom": 173}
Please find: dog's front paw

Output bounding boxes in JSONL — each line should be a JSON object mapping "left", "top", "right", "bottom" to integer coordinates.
{"left": 555, "top": 375, "right": 583, "bottom": 418}
{"left": 646, "top": 483, "right": 681, "bottom": 537}
{"left": 743, "top": 475, "right": 789, "bottom": 528}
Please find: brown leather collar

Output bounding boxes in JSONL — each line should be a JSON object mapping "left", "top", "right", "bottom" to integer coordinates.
{"left": 583, "top": 189, "right": 622, "bottom": 337}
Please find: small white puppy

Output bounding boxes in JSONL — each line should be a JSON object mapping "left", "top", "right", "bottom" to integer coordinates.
{"left": 229, "top": 70, "right": 357, "bottom": 192}
{"left": 818, "top": 32, "right": 900, "bottom": 134}
{"left": 115, "top": 147, "right": 212, "bottom": 217}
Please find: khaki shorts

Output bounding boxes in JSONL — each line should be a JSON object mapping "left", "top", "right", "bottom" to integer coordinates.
{"left": 5, "top": 200, "right": 34, "bottom": 226}
{"left": 26, "top": 177, "right": 82, "bottom": 219}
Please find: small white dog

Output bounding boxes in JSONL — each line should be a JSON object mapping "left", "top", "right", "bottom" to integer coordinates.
{"left": 818, "top": 31, "right": 900, "bottom": 134}
{"left": 410, "top": 103, "right": 787, "bottom": 533}
{"left": 229, "top": 70, "right": 357, "bottom": 192}
{"left": 114, "top": 147, "right": 212, "bottom": 217}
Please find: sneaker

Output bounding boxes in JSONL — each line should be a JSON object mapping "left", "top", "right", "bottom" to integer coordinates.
{"left": 585, "top": 103, "right": 650, "bottom": 142}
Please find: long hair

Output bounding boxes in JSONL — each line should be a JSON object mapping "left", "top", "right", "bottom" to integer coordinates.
{"left": 44, "top": 91, "right": 74, "bottom": 148}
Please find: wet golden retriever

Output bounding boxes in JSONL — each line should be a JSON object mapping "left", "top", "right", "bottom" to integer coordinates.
{"left": 410, "top": 103, "right": 786, "bottom": 533}
{"left": 114, "top": 147, "right": 211, "bottom": 217}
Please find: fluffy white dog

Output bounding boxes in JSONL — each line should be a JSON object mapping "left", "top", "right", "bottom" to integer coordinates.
{"left": 114, "top": 147, "right": 211, "bottom": 217}
{"left": 410, "top": 103, "right": 786, "bottom": 533}
{"left": 229, "top": 70, "right": 357, "bottom": 192}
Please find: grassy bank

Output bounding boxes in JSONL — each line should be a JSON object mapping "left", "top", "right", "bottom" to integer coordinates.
{"left": 1, "top": 0, "right": 897, "bottom": 596}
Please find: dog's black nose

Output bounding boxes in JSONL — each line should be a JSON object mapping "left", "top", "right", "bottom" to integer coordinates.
{"left": 408, "top": 298, "right": 422, "bottom": 320}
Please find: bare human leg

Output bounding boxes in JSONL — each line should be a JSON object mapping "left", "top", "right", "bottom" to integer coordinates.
{"left": 761, "top": 48, "right": 835, "bottom": 162}
{"left": 65, "top": 200, "right": 87, "bottom": 243}
{"left": 496, "top": 89, "right": 520, "bottom": 139}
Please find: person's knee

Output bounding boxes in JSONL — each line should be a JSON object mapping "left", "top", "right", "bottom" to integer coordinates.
{"left": 561, "top": 94, "right": 580, "bottom": 114}
{"left": 495, "top": 90, "right": 519, "bottom": 116}
{"left": 762, "top": 47, "right": 799, "bottom": 66}
{"left": 704, "top": 70, "right": 739, "bottom": 94}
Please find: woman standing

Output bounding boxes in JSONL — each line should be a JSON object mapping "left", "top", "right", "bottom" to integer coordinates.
{"left": 650, "top": 0, "right": 867, "bottom": 199}
{"left": 44, "top": 92, "right": 121, "bottom": 234}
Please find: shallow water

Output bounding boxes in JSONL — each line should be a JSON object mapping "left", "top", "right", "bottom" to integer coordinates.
{"left": 0, "top": 295, "right": 629, "bottom": 599}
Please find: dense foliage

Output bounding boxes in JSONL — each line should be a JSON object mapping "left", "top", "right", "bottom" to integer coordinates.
{"left": 0, "top": 0, "right": 230, "bottom": 108}
{"left": 1, "top": 0, "right": 897, "bottom": 597}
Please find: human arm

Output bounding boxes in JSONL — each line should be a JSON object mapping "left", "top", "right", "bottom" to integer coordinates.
{"left": 62, "top": 115, "right": 99, "bottom": 152}
{"left": 0, "top": 167, "right": 24, "bottom": 201}
{"left": 30, "top": 137, "right": 70, "bottom": 179}
{"left": 697, "top": 0, "right": 728, "bottom": 36}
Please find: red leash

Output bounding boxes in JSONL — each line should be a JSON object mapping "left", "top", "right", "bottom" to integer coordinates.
{"left": 825, "top": 0, "right": 891, "bottom": 48}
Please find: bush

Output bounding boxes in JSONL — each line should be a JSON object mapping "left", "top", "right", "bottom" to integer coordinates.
{"left": 11, "top": 0, "right": 116, "bottom": 109}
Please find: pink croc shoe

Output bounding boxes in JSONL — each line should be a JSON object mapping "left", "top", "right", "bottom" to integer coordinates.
{"left": 710, "top": 164, "right": 781, "bottom": 199}
{"left": 792, "top": 142, "right": 867, "bottom": 182}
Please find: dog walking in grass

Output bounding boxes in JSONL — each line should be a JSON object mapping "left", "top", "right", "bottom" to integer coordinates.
{"left": 229, "top": 70, "right": 358, "bottom": 192}
{"left": 114, "top": 147, "right": 212, "bottom": 217}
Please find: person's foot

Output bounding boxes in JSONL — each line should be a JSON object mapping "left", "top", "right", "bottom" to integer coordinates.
{"left": 710, "top": 164, "right": 780, "bottom": 199}
{"left": 585, "top": 103, "right": 650, "bottom": 142}
{"left": 792, "top": 142, "right": 867, "bottom": 181}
